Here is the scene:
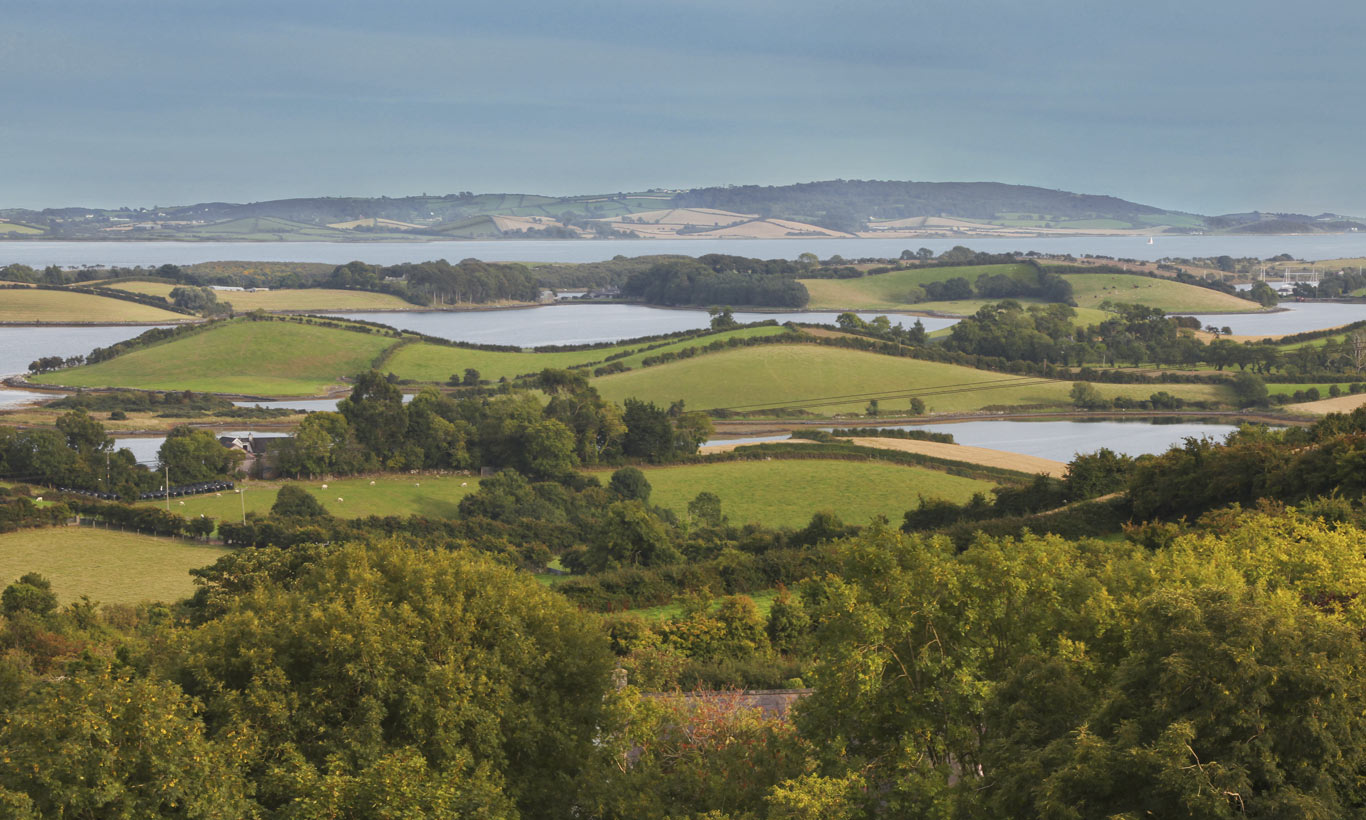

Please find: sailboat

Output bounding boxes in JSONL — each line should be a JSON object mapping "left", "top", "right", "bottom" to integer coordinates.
{"left": 1147, "top": 237, "right": 1154, "bottom": 245}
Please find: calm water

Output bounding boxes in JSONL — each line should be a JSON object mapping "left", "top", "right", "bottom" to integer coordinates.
{"left": 1179, "top": 301, "right": 1365, "bottom": 335}
{"left": 7, "top": 235, "right": 1366, "bottom": 267}
{"left": 114, "top": 432, "right": 289, "bottom": 466}
{"left": 710, "top": 419, "right": 1243, "bottom": 462}
{"left": 0, "top": 325, "right": 169, "bottom": 378}
{"left": 328, "top": 305, "right": 956, "bottom": 346}
{"left": 889, "top": 419, "right": 1243, "bottom": 461}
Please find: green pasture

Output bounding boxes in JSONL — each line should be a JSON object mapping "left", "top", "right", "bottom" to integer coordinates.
{"left": 152, "top": 474, "right": 483, "bottom": 522}
{"left": 0, "top": 222, "right": 43, "bottom": 235}
{"left": 0, "top": 289, "right": 188, "bottom": 324}
{"left": 1061, "top": 273, "right": 1259, "bottom": 313}
{"left": 615, "top": 457, "right": 997, "bottom": 529}
{"left": 799, "top": 263, "right": 1036, "bottom": 310}
{"left": 386, "top": 325, "right": 791, "bottom": 383}
{"left": 0, "top": 527, "right": 229, "bottom": 605}
{"left": 590, "top": 344, "right": 1233, "bottom": 416}
{"left": 32, "top": 319, "right": 399, "bottom": 396}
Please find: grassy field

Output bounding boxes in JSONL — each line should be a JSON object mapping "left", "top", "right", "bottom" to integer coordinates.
{"left": 0, "top": 289, "right": 188, "bottom": 323}
{"left": 602, "top": 458, "right": 996, "bottom": 528}
{"left": 1061, "top": 273, "right": 1259, "bottom": 313}
{"left": 799, "top": 263, "right": 1037, "bottom": 310}
{"left": 905, "top": 299, "right": 1114, "bottom": 325}
{"left": 31, "top": 319, "right": 399, "bottom": 396}
{"left": 156, "top": 474, "right": 483, "bottom": 521}
{"left": 0, "top": 222, "right": 43, "bottom": 235}
{"left": 0, "top": 527, "right": 228, "bottom": 604}
{"left": 104, "top": 281, "right": 415, "bottom": 312}
{"left": 386, "top": 325, "right": 792, "bottom": 383}
{"left": 591, "top": 344, "right": 1233, "bottom": 416}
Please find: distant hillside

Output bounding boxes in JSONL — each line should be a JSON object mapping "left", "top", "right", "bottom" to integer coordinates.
{"left": 3, "top": 180, "right": 1362, "bottom": 241}
{"left": 673, "top": 179, "right": 1182, "bottom": 233}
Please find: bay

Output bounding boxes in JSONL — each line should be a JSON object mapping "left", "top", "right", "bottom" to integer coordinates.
{"left": 7, "top": 234, "right": 1366, "bottom": 268}
{"left": 327, "top": 305, "right": 956, "bottom": 346}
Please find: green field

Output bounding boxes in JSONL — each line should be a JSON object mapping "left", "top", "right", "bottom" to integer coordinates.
{"left": 32, "top": 319, "right": 399, "bottom": 396}
{"left": 386, "top": 325, "right": 792, "bottom": 383}
{"left": 621, "top": 458, "right": 996, "bottom": 528}
{"left": 0, "top": 222, "right": 43, "bottom": 235}
{"left": 104, "top": 281, "right": 415, "bottom": 312}
{"left": 591, "top": 344, "right": 1232, "bottom": 416}
{"left": 1061, "top": 273, "right": 1259, "bottom": 313}
{"left": 799, "top": 263, "right": 1037, "bottom": 310}
{"left": 0, "top": 289, "right": 189, "bottom": 323}
{"left": 901, "top": 299, "right": 1114, "bottom": 325}
{"left": 158, "top": 474, "right": 483, "bottom": 521}
{"left": 0, "top": 527, "right": 228, "bottom": 604}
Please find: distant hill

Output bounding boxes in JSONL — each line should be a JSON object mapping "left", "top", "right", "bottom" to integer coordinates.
{"left": 673, "top": 180, "right": 1180, "bottom": 233}
{"left": 2, "top": 181, "right": 1362, "bottom": 241}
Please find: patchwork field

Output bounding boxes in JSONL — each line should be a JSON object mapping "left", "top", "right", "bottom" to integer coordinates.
{"left": 609, "top": 458, "right": 996, "bottom": 528}
{"left": 104, "top": 281, "right": 415, "bottom": 312}
{"left": 385, "top": 325, "right": 791, "bottom": 382}
{"left": 0, "top": 527, "right": 228, "bottom": 604}
{"left": 155, "top": 473, "right": 484, "bottom": 521}
{"left": 799, "top": 263, "right": 1037, "bottom": 310}
{"left": 31, "top": 319, "right": 399, "bottom": 396}
{"left": 591, "top": 344, "right": 1233, "bottom": 416}
{"left": 1061, "top": 273, "right": 1259, "bottom": 313}
{"left": 0, "top": 289, "right": 189, "bottom": 323}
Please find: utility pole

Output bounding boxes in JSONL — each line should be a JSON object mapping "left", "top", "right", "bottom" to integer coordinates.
{"left": 240, "top": 482, "right": 246, "bottom": 524}
{"left": 164, "top": 463, "right": 170, "bottom": 512}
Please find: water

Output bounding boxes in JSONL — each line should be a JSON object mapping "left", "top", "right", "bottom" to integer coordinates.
{"left": 8, "top": 234, "right": 1366, "bottom": 268}
{"left": 1178, "top": 301, "right": 1366, "bottom": 336}
{"left": 0, "top": 325, "right": 171, "bottom": 378}
{"left": 114, "top": 432, "right": 289, "bottom": 467}
{"left": 231, "top": 395, "right": 416, "bottom": 412}
{"left": 885, "top": 419, "right": 1244, "bottom": 462}
{"left": 327, "top": 305, "right": 956, "bottom": 346}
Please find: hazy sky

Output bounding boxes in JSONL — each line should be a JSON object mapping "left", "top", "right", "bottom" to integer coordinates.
{"left": 4, "top": 0, "right": 1363, "bottom": 214}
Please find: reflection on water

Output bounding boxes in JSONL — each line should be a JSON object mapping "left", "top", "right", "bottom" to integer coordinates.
{"left": 325, "top": 305, "right": 956, "bottom": 346}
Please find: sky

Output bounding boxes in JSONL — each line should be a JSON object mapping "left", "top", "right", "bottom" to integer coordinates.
{"left": 3, "top": 0, "right": 1364, "bottom": 215}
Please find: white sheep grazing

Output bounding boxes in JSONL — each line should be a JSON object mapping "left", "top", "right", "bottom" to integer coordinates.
{"left": 369, "top": 480, "right": 376, "bottom": 486}
{"left": 321, "top": 483, "right": 328, "bottom": 489}
{"left": 337, "top": 497, "right": 343, "bottom": 502}
{"left": 461, "top": 482, "right": 468, "bottom": 487}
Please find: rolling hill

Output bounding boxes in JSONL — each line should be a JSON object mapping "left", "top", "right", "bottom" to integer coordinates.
{"left": 7, "top": 180, "right": 1358, "bottom": 241}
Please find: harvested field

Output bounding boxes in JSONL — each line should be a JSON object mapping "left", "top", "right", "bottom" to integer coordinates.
{"left": 0, "top": 527, "right": 228, "bottom": 604}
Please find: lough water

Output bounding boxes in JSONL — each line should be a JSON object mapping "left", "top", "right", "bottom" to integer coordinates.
{"left": 328, "top": 305, "right": 957, "bottom": 346}
{"left": 1178, "top": 301, "right": 1365, "bottom": 335}
{"left": 8, "top": 235, "right": 1366, "bottom": 267}
{"left": 888, "top": 418, "right": 1243, "bottom": 461}
{"left": 0, "top": 325, "right": 170, "bottom": 407}
{"left": 709, "top": 419, "right": 1246, "bottom": 463}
